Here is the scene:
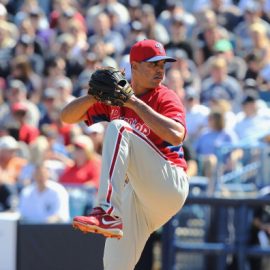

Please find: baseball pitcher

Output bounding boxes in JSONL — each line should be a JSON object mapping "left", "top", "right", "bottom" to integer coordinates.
{"left": 60, "top": 39, "right": 189, "bottom": 270}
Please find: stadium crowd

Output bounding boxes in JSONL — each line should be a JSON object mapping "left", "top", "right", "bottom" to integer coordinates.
{"left": 0, "top": 0, "right": 270, "bottom": 241}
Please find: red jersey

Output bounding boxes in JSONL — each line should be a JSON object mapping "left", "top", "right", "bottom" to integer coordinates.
{"left": 19, "top": 124, "right": 39, "bottom": 144}
{"left": 85, "top": 85, "right": 187, "bottom": 170}
{"left": 59, "top": 159, "right": 101, "bottom": 188}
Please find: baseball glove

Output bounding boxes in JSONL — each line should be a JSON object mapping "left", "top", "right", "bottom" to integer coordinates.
{"left": 88, "top": 67, "right": 134, "bottom": 106}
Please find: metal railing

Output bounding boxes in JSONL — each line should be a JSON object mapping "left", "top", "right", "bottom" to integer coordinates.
{"left": 214, "top": 140, "right": 270, "bottom": 192}
{"left": 162, "top": 195, "right": 270, "bottom": 270}
{"left": 162, "top": 140, "right": 270, "bottom": 270}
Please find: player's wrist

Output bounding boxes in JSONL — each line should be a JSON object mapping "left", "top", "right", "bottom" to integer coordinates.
{"left": 125, "top": 95, "right": 139, "bottom": 108}
{"left": 86, "top": 94, "right": 96, "bottom": 103}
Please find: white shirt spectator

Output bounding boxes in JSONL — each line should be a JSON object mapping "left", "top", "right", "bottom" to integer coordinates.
{"left": 234, "top": 98, "right": 270, "bottom": 141}
{"left": 224, "top": 110, "right": 237, "bottom": 131}
{"left": 19, "top": 180, "right": 70, "bottom": 223}
{"left": 186, "top": 101, "right": 210, "bottom": 143}
{"left": 234, "top": 111, "right": 270, "bottom": 140}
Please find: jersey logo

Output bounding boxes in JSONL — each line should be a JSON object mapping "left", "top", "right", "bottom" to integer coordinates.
{"left": 110, "top": 109, "right": 151, "bottom": 136}
{"left": 121, "top": 117, "right": 150, "bottom": 136}
{"left": 111, "top": 108, "right": 120, "bottom": 120}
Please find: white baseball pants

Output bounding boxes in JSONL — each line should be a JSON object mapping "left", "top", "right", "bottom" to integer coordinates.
{"left": 97, "top": 120, "right": 189, "bottom": 270}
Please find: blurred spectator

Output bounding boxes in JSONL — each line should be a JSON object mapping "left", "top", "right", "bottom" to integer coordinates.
{"left": 19, "top": 162, "right": 70, "bottom": 223}
{"left": 53, "top": 8, "right": 80, "bottom": 35}
{"left": 165, "top": 14, "right": 194, "bottom": 60}
{"left": 67, "top": 18, "right": 88, "bottom": 58}
{"left": 182, "top": 141, "right": 198, "bottom": 177}
{"left": 158, "top": 0, "right": 196, "bottom": 38}
{"left": 84, "top": 123, "right": 105, "bottom": 156}
{"left": 0, "top": 20, "right": 18, "bottom": 77}
{"left": 234, "top": 1, "right": 270, "bottom": 57}
{"left": 244, "top": 51, "right": 263, "bottom": 81}
{"left": 0, "top": 4, "right": 18, "bottom": 41}
{"left": 258, "top": 66, "right": 270, "bottom": 93}
{"left": 249, "top": 22, "right": 270, "bottom": 61}
{"left": 14, "top": 0, "right": 44, "bottom": 26}
{"left": 0, "top": 135, "right": 27, "bottom": 185}
{"left": 54, "top": 33, "right": 84, "bottom": 79}
{"left": 0, "top": 79, "right": 40, "bottom": 128}
{"left": 122, "top": 20, "right": 146, "bottom": 55}
{"left": 13, "top": 35, "right": 44, "bottom": 75}
{"left": 14, "top": 3, "right": 54, "bottom": 52}
{"left": 202, "top": 39, "right": 247, "bottom": 81}
{"left": 195, "top": 23, "right": 230, "bottom": 68}
{"left": 91, "top": 40, "right": 118, "bottom": 68}
{"left": 252, "top": 24, "right": 270, "bottom": 91}
{"left": 140, "top": 4, "right": 170, "bottom": 45}
{"left": 17, "top": 15, "right": 44, "bottom": 55}
{"left": 234, "top": 91, "right": 270, "bottom": 141}
{"left": 59, "top": 135, "right": 101, "bottom": 188}
{"left": 210, "top": 0, "right": 242, "bottom": 31}
{"left": 127, "top": 0, "right": 142, "bottom": 22}
{"left": 200, "top": 56, "right": 243, "bottom": 112}
{"left": 43, "top": 55, "right": 66, "bottom": 89}
{"left": 194, "top": 109, "right": 238, "bottom": 181}
{"left": 15, "top": 1, "right": 54, "bottom": 47}
{"left": 41, "top": 124, "right": 73, "bottom": 168}
{"left": 208, "top": 98, "right": 237, "bottom": 131}
{"left": 193, "top": 9, "right": 229, "bottom": 67}
{"left": 9, "top": 55, "right": 42, "bottom": 103}
{"left": 192, "top": 8, "right": 218, "bottom": 42}
{"left": 165, "top": 68, "right": 186, "bottom": 101}
{"left": 38, "top": 88, "right": 59, "bottom": 127}
{"left": 104, "top": 4, "right": 130, "bottom": 38}
{"left": 9, "top": 102, "right": 39, "bottom": 144}
{"left": 86, "top": 0, "right": 130, "bottom": 31}
{"left": 238, "top": 0, "right": 270, "bottom": 22}
{"left": 184, "top": 87, "right": 210, "bottom": 145}
{"left": 170, "top": 49, "right": 201, "bottom": 92}
{"left": 27, "top": 6, "right": 53, "bottom": 47}
{"left": 50, "top": 0, "right": 86, "bottom": 32}
{"left": 53, "top": 77, "right": 75, "bottom": 107}
{"left": 73, "top": 52, "right": 101, "bottom": 97}
{"left": 18, "top": 135, "right": 50, "bottom": 189}
{"left": 40, "top": 105, "right": 75, "bottom": 146}
{"left": 192, "top": 0, "right": 233, "bottom": 13}
{"left": 88, "top": 12, "right": 125, "bottom": 57}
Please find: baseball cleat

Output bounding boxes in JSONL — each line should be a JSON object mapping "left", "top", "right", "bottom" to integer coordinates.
{"left": 73, "top": 207, "right": 123, "bottom": 239}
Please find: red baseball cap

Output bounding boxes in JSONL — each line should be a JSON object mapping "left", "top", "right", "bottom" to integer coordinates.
{"left": 11, "top": 102, "right": 28, "bottom": 112}
{"left": 130, "top": 39, "right": 176, "bottom": 63}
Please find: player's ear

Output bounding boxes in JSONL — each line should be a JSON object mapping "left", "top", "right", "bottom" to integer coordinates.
{"left": 131, "top": 62, "right": 139, "bottom": 71}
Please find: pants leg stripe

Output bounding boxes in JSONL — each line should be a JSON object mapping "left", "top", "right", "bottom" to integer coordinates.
{"left": 106, "top": 130, "right": 123, "bottom": 204}
{"left": 105, "top": 125, "right": 171, "bottom": 215}
{"left": 106, "top": 126, "right": 130, "bottom": 214}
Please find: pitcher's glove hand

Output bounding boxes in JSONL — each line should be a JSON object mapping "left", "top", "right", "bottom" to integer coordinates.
{"left": 88, "top": 67, "right": 134, "bottom": 106}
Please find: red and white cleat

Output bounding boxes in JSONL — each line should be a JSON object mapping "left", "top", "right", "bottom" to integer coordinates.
{"left": 73, "top": 207, "right": 123, "bottom": 239}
